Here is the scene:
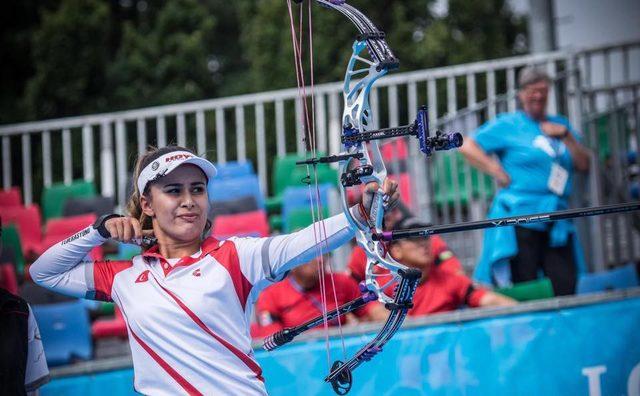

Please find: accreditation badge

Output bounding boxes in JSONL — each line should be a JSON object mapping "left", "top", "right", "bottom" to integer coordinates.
{"left": 548, "top": 163, "right": 569, "bottom": 196}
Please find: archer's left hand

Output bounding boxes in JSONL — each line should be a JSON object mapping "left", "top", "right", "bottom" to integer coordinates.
{"left": 360, "top": 178, "right": 400, "bottom": 218}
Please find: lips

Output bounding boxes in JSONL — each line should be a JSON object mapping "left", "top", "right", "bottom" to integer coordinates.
{"left": 178, "top": 213, "right": 200, "bottom": 222}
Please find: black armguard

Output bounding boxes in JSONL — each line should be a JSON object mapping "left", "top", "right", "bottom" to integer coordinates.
{"left": 93, "top": 214, "right": 124, "bottom": 238}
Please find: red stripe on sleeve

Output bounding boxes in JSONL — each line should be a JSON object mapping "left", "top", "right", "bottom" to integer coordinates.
{"left": 128, "top": 324, "right": 203, "bottom": 395}
{"left": 93, "top": 260, "right": 132, "bottom": 302}
{"left": 211, "top": 242, "right": 253, "bottom": 310}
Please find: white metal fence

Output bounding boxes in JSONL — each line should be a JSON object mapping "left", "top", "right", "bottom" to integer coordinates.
{"left": 1, "top": 40, "right": 639, "bottom": 271}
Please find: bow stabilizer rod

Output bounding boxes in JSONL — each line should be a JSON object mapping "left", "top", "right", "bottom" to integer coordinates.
{"left": 374, "top": 202, "right": 640, "bottom": 241}
{"left": 263, "top": 286, "right": 378, "bottom": 351}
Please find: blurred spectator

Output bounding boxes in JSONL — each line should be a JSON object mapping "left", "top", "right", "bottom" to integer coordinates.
{"left": 348, "top": 202, "right": 463, "bottom": 282}
{"left": 460, "top": 66, "right": 591, "bottom": 295}
{"left": 0, "top": 223, "right": 50, "bottom": 395}
{"left": 252, "top": 257, "right": 387, "bottom": 338}
{"left": 387, "top": 218, "right": 516, "bottom": 316}
{"left": 348, "top": 235, "right": 463, "bottom": 282}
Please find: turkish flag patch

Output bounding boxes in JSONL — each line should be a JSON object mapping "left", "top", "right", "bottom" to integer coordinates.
{"left": 135, "top": 270, "right": 150, "bottom": 283}
{"left": 192, "top": 268, "right": 202, "bottom": 277}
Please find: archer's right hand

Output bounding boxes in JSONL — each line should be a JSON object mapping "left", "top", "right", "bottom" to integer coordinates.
{"left": 104, "top": 216, "right": 154, "bottom": 244}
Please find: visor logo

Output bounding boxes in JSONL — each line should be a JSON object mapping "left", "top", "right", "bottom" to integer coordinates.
{"left": 151, "top": 161, "right": 160, "bottom": 171}
{"left": 165, "top": 154, "right": 194, "bottom": 163}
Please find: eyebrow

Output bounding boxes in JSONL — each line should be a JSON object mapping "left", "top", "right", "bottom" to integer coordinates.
{"left": 162, "top": 182, "right": 206, "bottom": 188}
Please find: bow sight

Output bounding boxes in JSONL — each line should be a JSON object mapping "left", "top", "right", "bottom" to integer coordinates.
{"left": 299, "top": 106, "right": 464, "bottom": 187}
{"left": 341, "top": 105, "right": 463, "bottom": 156}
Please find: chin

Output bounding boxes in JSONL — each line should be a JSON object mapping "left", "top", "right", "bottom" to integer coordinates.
{"left": 172, "top": 226, "right": 204, "bottom": 242}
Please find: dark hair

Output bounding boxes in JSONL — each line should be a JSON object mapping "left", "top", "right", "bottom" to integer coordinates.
{"left": 127, "top": 145, "right": 211, "bottom": 247}
{"left": 390, "top": 217, "right": 432, "bottom": 245}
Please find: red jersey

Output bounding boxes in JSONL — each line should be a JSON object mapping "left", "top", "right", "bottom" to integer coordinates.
{"left": 347, "top": 236, "right": 463, "bottom": 283}
{"left": 252, "top": 273, "right": 370, "bottom": 338}
{"left": 407, "top": 265, "right": 487, "bottom": 316}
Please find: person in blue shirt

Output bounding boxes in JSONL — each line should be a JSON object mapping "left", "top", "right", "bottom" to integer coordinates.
{"left": 459, "top": 67, "right": 591, "bottom": 295}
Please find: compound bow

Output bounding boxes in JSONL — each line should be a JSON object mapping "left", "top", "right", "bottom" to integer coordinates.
{"left": 264, "top": 1, "right": 462, "bottom": 394}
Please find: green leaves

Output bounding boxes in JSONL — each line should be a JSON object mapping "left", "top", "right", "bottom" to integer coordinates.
{"left": 106, "top": 0, "right": 217, "bottom": 110}
{"left": 1, "top": 0, "right": 526, "bottom": 123}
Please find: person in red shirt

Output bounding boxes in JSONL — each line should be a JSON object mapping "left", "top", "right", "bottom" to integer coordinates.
{"left": 347, "top": 235, "right": 463, "bottom": 282}
{"left": 252, "top": 257, "right": 387, "bottom": 338}
{"left": 347, "top": 202, "right": 463, "bottom": 282}
{"left": 387, "top": 218, "right": 516, "bottom": 317}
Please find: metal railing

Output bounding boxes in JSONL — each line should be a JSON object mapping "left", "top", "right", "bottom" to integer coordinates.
{"left": 1, "top": 40, "right": 639, "bottom": 271}
{"left": 0, "top": 48, "right": 581, "bottom": 206}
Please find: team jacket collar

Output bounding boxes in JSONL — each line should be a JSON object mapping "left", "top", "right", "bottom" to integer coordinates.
{"left": 142, "top": 237, "right": 221, "bottom": 276}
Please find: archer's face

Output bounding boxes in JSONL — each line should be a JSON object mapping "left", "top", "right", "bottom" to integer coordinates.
{"left": 518, "top": 80, "right": 549, "bottom": 121}
{"left": 142, "top": 164, "right": 209, "bottom": 243}
{"left": 390, "top": 238, "right": 434, "bottom": 272}
{"left": 291, "top": 259, "right": 322, "bottom": 289}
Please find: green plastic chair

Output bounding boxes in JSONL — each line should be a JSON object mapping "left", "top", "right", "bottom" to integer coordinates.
{"left": 593, "top": 111, "right": 633, "bottom": 163}
{"left": 284, "top": 207, "right": 330, "bottom": 233}
{"left": 98, "top": 302, "right": 115, "bottom": 316}
{"left": 1, "top": 224, "right": 25, "bottom": 275}
{"left": 42, "top": 180, "right": 97, "bottom": 220}
{"left": 433, "top": 152, "right": 495, "bottom": 208}
{"left": 269, "top": 214, "right": 283, "bottom": 232}
{"left": 496, "top": 278, "right": 554, "bottom": 302}
{"left": 266, "top": 154, "right": 338, "bottom": 215}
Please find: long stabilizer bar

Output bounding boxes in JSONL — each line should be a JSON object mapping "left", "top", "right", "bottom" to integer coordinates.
{"left": 374, "top": 202, "right": 640, "bottom": 241}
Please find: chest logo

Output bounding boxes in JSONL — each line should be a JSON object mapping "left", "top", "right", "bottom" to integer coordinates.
{"left": 533, "top": 135, "right": 566, "bottom": 157}
{"left": 135, "top": 270, "right": 150, "bottom": 283}
{"left": 192, "top": 269, "right": 202, "bottom": 277}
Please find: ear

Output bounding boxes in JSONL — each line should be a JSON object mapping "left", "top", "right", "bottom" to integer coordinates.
{"left": 140, "top": 194, "right": 155, "bottom": 218}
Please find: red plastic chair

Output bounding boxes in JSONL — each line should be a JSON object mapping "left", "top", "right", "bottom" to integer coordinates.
{"left": 0, "top": 187, "right": 22, "bottom": 207}
{"left": 381, "top": 139, "right": 409, "bottom": 162}
{"left": 36, "top": 214, "right": 103, "bottom": 259}
{"left": 92, "top": 306, "right": 128, "bottom": 339}
{"left": 380, "top": 140, "right": 414, "bottom": 208}
{"left": 0, "top": 204, "right": 43, "bottom": 257}
{"left": 0, "top": 263, "right": 18, "bottom": 295}
{"left": 213, "top": 210, "right": 270, "bottom": 239}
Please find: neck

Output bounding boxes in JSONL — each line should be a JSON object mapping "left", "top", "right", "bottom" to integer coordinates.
{"left": 525, "top": 110, "right": 546, "bottom": 122}
{"left": 153, "top": 228, "right": 201, "bottom": 259}
{"left": 417, "top": 265, "right": 431, "bottom": 284}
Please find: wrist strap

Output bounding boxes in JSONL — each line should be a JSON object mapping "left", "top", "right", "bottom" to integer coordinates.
{"left": 93, "top": 214, "right": 124, "bottom": 238}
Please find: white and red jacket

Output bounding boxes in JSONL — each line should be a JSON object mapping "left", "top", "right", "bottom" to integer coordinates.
{"left": 30, "top": 214, "right": 354, "bottom": 395}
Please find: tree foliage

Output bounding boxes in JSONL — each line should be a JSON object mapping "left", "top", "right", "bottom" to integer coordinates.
{"left": 0, "top": 0, "right": 526, "bottom": 123}
{"left": 105, "top": 0, "right": 217, "bottom": 110}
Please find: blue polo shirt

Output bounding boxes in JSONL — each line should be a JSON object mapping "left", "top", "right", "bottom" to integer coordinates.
{"left": 471, "top": 111, "right": 586, "bottom": 285}
{"left": 474, "top": 110, "right": 579, "bottom": 201}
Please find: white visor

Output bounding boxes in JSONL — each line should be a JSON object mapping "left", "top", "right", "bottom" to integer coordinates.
{"left": 137, "top": 151, "right": 217, "bottom": 199}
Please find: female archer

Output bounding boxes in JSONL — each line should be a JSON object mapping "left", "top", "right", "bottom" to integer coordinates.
{"left": 29, "top": 145, "right": 398, "bottom": 395}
